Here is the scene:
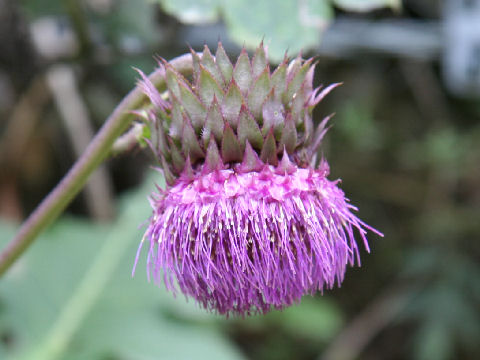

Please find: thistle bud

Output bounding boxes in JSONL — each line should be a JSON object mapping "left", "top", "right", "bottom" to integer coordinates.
{"left": 134, "top": 43, "right": 383, "bottom": 316}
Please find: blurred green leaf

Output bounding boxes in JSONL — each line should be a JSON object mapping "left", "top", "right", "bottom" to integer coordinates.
{"left": 398, "top": 127, "right": 472, "bottom": 176}
{"left": 269, "top": 297, "right": 343, "bottom": 341}
{"left": 0, "top": 173, "right": 244, "bottom": 360}
{"left": 108, "top": 56, "right": 158, "bottom": 92}
{"left": 95, "top": 0, "right": 159, "bottom": 48}
{"left": 222, "top": 0, "right": 333, "bottom": 62}
{"left": 425, "top": 128, "right": 464, "bottom": 166}
{"left": 337, "top": 101, "right": 382, "bottom": 151}
{"left": 414, "top": 320, "right": 452, "bottom": 360}
{"left": 156, "top": 0, "right": 333, "bottom": 62}
{"left": 20, "top": 0, "right": 65, "bottom": 18}
{"left": 333, "top": 0, "right": 401, "bottom": 12}
{"left": 236, "top": 297, "right": 343, "bottom": 342}
{"left": 159, "top": 0, "right": 221, "bottom": 23}
{"left": 399, "top": 248, "right": 480, "bottom": 360}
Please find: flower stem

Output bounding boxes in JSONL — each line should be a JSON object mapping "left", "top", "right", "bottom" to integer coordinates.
{"left": 0, "top": 53, "right": 193, "bottom": 277}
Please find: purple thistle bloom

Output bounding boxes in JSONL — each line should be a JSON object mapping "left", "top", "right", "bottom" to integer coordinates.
{"left": 134, "top": 43, "right": 383, "bottom": 316}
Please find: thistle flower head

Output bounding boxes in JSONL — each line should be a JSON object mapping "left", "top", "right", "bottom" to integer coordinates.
{"left": 135, "top": 43, "right": 382, "bottom": 316}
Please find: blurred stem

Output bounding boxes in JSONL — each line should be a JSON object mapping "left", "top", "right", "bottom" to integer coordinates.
{"left": 320, "top": 284, "right": 417, "bottom": 360}
{"left": 111, "top": 121, "right": 148, "bottom": 156}
{"left": 0, "top": 53, "right": 193, "bottom": 277}
{"left": 46, "top": 64, "right": 115, "bottom": 221}
{"left": 0, "top": 75, "right": 50, "bottom": 221}
{"left": 64, "top": 0, "right": 92, "bottom": 56}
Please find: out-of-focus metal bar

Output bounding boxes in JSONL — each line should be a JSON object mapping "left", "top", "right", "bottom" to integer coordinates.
{"left": 179, "top": 18, "right": 443, "bottom": 60}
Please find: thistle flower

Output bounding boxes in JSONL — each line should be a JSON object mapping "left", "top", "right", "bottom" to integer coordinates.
{"left": 134, "top": 43, "right": 383, "bottom": 316}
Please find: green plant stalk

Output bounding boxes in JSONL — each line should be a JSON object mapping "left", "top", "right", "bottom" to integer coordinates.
{"left": 0, "top": 53, "right": 193, "bottom": 277}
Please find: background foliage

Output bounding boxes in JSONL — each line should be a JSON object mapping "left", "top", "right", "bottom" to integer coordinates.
{"left": 1, "top": 0, "right": 479, "bottom": 359}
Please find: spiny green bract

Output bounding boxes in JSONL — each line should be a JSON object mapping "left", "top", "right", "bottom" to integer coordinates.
{"left": 140, "top": 42, "right": 339, "bottom": 184}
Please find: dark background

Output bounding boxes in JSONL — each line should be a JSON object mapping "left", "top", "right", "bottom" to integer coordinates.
{"left": 0, "top": 1, "right": 479, "bottom": 359}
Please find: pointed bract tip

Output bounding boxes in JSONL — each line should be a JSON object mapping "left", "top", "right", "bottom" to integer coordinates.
{"left": 180, "top": 156, "right": 195, "bottom": 181}
{"left": 135, "top": 68, "right": 168, "bottom": 110}
{"left": 237, "top": 140, "right": 264, "bottom": 173}
{"left": 309, "top": 82, "right": 343, "bottom": 107}
{"left": 203, "top": 135, "right": 224, "bottom": 174}
{"left": 276, "top": 147, "right": 296, "bottom": 175}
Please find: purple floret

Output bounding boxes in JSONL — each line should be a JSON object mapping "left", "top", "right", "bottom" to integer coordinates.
{"left": 138, "top": 162, "right": 382, "bottom": 316}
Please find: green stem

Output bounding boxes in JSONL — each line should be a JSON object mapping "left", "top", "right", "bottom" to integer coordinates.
{"left": 0, "top": 53, "right": 193, "bottom": 277}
